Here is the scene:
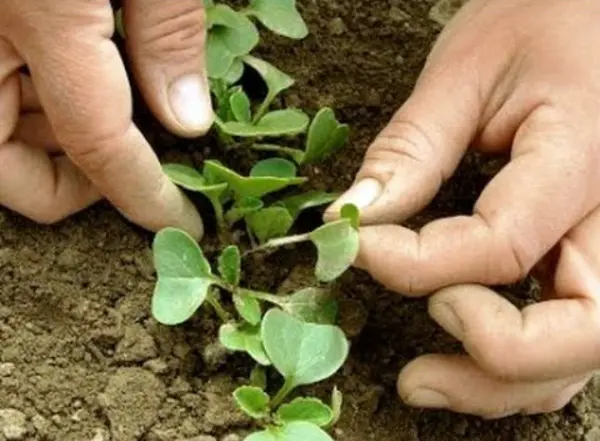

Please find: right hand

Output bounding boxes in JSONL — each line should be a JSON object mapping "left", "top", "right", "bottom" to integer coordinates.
{"left": 0, "top": 0, "right": 213, "bottom": 238}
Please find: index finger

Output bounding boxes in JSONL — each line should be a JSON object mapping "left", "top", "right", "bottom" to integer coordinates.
{"left": 13, "top": 5, "right": 203, "bottom": 237}
{"left": 356, "top": 105, "right": 599, "bottom": 295}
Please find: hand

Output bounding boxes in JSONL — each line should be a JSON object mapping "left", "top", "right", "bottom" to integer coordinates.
{"left": 0, "top": 0, "right": 213, "bottom": 238}
{"left": 326, "top": 0, "right": 600, "bottom": 418}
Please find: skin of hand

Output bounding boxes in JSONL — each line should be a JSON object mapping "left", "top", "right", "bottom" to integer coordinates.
{"left": 0, "top": 0, "right": 213, "bottom": 239}
{"left": 326, "top": 0, "right": 600, "bottom": 418}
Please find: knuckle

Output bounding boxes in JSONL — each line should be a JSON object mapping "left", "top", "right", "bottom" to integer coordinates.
{"left": 139, "top": 2, "right": 205, "bottom": 62}
{"left": 59, "top": 124, "right": 130, "bottom": 177}
{"left": 474, "top": 339, "right": 522, "bottom": 380}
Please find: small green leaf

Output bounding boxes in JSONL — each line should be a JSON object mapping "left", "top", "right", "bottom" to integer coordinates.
{"left": 328, "top": 387, "right": 343, "bottom": 428}
{"left": 218, "top": 246, "right": 241, "bottom": 286}
{"left": 163, "top": 164, "right": 228, "bottom": 197}
{"left": 309, "top": 219, "right": 359, "bottom": 282}
{"left": 224, "top": 58, "right": 245, "bottom": 84}
{"left": 243, "top": 56, "right": 295, "bottom": 118}
{"left": 276, "top": 397, "right": 334, "bottom": 427}
{"left": 250, "top": 365, "right": 268, "bottom": 390}
{"left": 279, "top": 191, "right": 340, "bottom": 219}
{"left": 203, "top": 0, "right": 215, "bottom": 8}
{"left": 152, "top": 228, "right": 214, "bottom": 325}
{"left": 340, "top": 203, "right": 359, "bottom": 230}
{"left": 233, "top": 294, "right": 262, "bottom": 325}
{"left": 234, "top": 386, "right": 270, "bottom": 419}
{"left": 247, "top": 207, "right": 294, "bottom": 243}
{"left": 245, "top": 0, "right": 309, "bottom": 39}
{"left": 206, "top": 5, "right": 259, "bottom": 79}
{"left": 261, "top": 309, "right": 349, "bottom": 387}
{"left": 219, "top": 109, "right": 309, "bottom": 137}
{"left": 251, "top": 158, "right": 297, "bottom": 179}
{"left": 207, "top": 31, "right": 236, "bottom": 79}
{"left": 279, "top": 288, "right": 337, "bottom": 324}
{"left": 208, "top": 5, "right": 259, "bottom": 54}
{"left": 244, "top": 421, "right": 333, "bottom": 441}
{"left": 225, "top": 197, "right": 264, "bottom": 225}
{"left": 220, "top": 323, "right": 271, "bottom": 365}
{"left": 302, "top": 108, "right": 350, "bottom": 165}
{"left": 230, "top": 88, "right": 252, "bottom": 122}
{"left": 204, "top": 160, "right": 307, "bottom": 200}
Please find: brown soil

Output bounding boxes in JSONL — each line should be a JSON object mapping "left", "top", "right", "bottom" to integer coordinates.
{"left": 1, "top": 1, "right": 600, "bottom": 441}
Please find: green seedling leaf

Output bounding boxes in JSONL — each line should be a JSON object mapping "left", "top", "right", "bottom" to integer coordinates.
{"left": 261, "top": 309, "right": 349, "bottom": 387}
{"left": 163, "top": 164, "right": 228, "bottom": 197}
{"left": 243, "top": 56, "right": 295, "bottom": 119}
{"left": 328, "top": 387, "right": 343, "bottom": 428}
{"left": 152, "top": 228, "right": 214, "bottom": 325}
{"left": 250, "top": 365, "right": 268, "bottom": 390}
{"left": 218, "top": 246, "right": 241, "bottom": 286}
{"left": 207, "top": 31, "right": 236, "bottom": 79}
{"left": 276, "top": 398, "right": 334, "bottom": 427}
{"left": 219, "top": 109, "right": 309, "bottom": 137}
{"left": 226, "top": 197, "right": 264, "bottom": 225}
{"left": 340, "top": 203, "right": 359, "bottom": 230}
{"left": 245, "top": 0, "right": 309, "bottom": 39}
{"left": 245, "top": 421, "right": 333, "bottom": 441}
{"left": 204, "top": 160, "right": 307, "bottom": 200}
{"left": 233, "top": 294, "right": 262, "bottom": 325}
{"left": 302, "top": 108, "right": 350, "bottom": 165}
{"left": 251, "top": 158, "right": 297, "bottom": 179}
{"left": 247, "top": 207, "right": 294, "bottom": 243}
{"left": 220, "top": 323, "right": 271, "bottom": 365}
{"left": 208, "top": 4, "right": 259, "bottom": 53}
{"left": 234, "top": 386, "right": 270, "bottom": 419}
{"left": 163, "top": 163, "right": 229, "bottom": 224}
{"left": 206, "top": 5, "right": 259, "bottom": 78}
{"left": 279, "top": 191, "right": 340, "bottom": 219}
{"left": 309, "top": 219, "right": 359, "bottom": 282}
{"left": 279, "top": 288, "right": 337, "bottom": 324}
{"left": 224, "top": 58, "right": 245, "bottom": 84}
{"left": 203, "top": 0, "right": 215, "bottom": 7}
{"left": 230, "top": 88, "right": 252, "bottom": 122}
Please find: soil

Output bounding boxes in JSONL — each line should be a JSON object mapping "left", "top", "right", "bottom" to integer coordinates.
{"left": 1, "top": 1, "right": 600, "bottom": 441}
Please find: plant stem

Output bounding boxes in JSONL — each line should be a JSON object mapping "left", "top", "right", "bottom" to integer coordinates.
{"left": 271, "top": 377, "right": 296, "bottom": 409}
{"left": 206, "top": 291, "right": 230, "bottom": 322}
{"left": 239, "top": 288, "right": 285, "bottom": 307}
{"left": 252, "top": 94, "right": 274, "bottom": 123}
{"left": 249, "top": 233, "right": 310, "bottom": 254}
{"left": 250, "top": 143, "right": 303, "bottom": 160}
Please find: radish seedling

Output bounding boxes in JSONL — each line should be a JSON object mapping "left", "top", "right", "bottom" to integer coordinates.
{"left": 232, "top": 308, "right": 349, "bottom": 441}
{"left": 163, "top": 159, "right": 340, "bottom": 244}
{"left": 151, "top": 205, "right": 358, "bottom": 327}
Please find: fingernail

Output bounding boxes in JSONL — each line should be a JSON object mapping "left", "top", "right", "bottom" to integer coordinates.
{"left": 169, "top": 74, "right": 213, "bottom": 132}
{"left": 405, "top": 388, "right": 449, "bottom": 409}
{"left": 326, "top": 178, "right": 383, "bottom": 215}
{"left": 429, "top": 301, "right": 464, "bottom": 340}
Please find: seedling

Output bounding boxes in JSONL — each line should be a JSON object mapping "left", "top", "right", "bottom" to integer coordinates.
{"left": 151, "top": 204, "right": 359, "bottom": 326}
{"left": 124, "top": 1, "right": 358, "bottom": 440}
{"left": 163, "top": 159, "right": 340, "bottom": 244}
{"left": 151, "top": 209, "right": 356, "bottom": 440}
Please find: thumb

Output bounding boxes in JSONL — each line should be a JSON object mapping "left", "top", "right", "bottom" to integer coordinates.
{"left": 124, "top": 0, "right": 213, "bottom": 137}
{"left": 325, "top": 68, "right": 481, "bottom": 225}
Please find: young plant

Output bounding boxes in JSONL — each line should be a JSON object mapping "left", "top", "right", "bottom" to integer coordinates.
{"left": 163, "top": 159, "right": 340, "bottom": 244}
{"left": 151, "top": 204, "right": 358, "bottom": 440}
{"left": 233, "top": 309, "right": 348, "bottom": 441}
{"left": 150, "top": 204, "right": 359, "bottom": 327}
